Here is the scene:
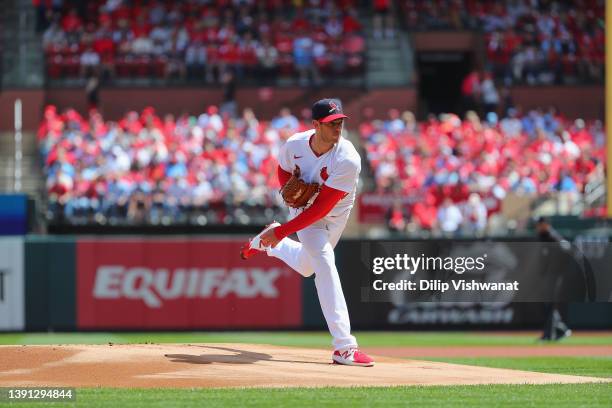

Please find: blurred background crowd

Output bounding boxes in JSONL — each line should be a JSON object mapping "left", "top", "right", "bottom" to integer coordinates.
{"left": 39, "top": 0, "right": 365, "bottom": 85}
{"left": 0, "top": 0, "right": 604, "bottom": 238}
{"left": 39, "top": 102, "right": 605, "bottom": 236}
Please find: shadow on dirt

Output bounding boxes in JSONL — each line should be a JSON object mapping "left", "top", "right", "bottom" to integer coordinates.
{"left": 165, "top": 345, "right": 329, "bottom": 365}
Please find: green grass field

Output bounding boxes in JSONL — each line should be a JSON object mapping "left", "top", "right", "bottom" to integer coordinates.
{"left": 1, "top": 332, "right": 611, "bottom": 407}
{"left": 2, "top": 330, "right": 612, "bottom": 347}
{"left": 4, "top": 384, "right": 612, "bottom": 408}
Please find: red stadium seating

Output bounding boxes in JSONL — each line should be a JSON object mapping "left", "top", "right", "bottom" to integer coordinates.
{"left": 43, "top": 1, "right": 366, "bottom": 83}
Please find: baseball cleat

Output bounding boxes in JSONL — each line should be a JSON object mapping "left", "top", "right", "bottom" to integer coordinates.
{"left": 240, "top": 222, "right": 281, "bottom": 260}
{"left": 332, "top": 348, "right": 375, "bottom": 367}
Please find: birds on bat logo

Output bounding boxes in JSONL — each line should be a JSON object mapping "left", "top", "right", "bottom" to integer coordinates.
{"left": 328, "top": 102, "right": 338, "bottom": 113}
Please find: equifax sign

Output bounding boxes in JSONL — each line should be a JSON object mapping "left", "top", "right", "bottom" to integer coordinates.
{"left": 93, "top": 266, "right": 282, "bottom": 307}
{"left": 76, "top": 240, "right": 302, "bottom": 329}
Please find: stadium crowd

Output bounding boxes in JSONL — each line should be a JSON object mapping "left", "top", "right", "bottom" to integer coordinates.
{"left": 40, "top": 103, "right": 606, "bottom": 235}
{"left": 38, "top": 104, "right": 310, "bottom": 225}
{"left": 402, "top": 0, "right": 604, "bottom": 85}
{"left": 361, "top": 107, "right": 606, "bottom": 235}
{"left": 39, "top": 0, "right": 365, "bottom": 84}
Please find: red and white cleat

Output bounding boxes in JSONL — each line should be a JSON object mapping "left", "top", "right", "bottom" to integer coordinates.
{"left": 240, "top": 222, "right": 281, "bottom": 260}
{"left": 332, "top": 348, "right": 375, "bottom": 367}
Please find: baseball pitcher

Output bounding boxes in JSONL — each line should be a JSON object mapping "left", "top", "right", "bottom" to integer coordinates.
{"left": 241, "top": 98, "right": 374, "bottom": 367}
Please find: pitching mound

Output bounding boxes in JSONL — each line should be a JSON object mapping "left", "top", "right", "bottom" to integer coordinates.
{"left": 0, "top": 344, "right": 608, "bottom": 388}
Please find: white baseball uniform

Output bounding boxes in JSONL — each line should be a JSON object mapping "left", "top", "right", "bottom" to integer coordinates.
{"left": 267, "top": 129, "right": 361, "bottom": 351}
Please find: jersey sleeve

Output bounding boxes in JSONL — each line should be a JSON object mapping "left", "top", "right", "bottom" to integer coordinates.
{"left": 277, "top": 165, "right": 291, "bottom": 186}
{"left": 324, "top": 157, "right": 360, "bottom": 193}
{"left": 273, "top": 185, "right": 347, "bottom": 239}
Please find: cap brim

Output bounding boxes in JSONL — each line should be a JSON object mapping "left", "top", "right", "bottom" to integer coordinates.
{"left": 319, "top": 113, "right": 348, "bottom": 123}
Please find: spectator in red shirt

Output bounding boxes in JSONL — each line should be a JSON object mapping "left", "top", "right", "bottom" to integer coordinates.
{"left": 343, "top": 7, "right": 362, "bottom": 33}
{"left": 461, "top": 70, "right": 481, "bottom": 114}
{"left": 61, "top": 9, "right": 82, "bottom": 33}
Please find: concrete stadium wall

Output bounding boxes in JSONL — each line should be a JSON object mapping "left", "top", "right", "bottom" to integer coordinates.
{"left": 0, "top": 90, "right": 44, "bottom": 132}
{"left": 0, "top": 86, "right": 602, "bottom": 132}
{"left": 413, "top": 31, "right": 479, "bottom": 51}
{"left": 509, "top": 86, "right": 604, "bottom": 121}
{"left": 42, "top": 87, "right": 416, "bottom": 127}
{"left": 0, "top": 87, "right": 412, "bottom": 132}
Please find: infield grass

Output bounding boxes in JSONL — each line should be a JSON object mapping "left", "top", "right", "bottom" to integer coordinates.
{"left": 2, "top": 383, "right": 611, "bottom": 408}
{"left": 1, "top": 331, "right": 612, "bottom": 347}
{"left": 429, "top": 356, "right": 612, "bottom": 378}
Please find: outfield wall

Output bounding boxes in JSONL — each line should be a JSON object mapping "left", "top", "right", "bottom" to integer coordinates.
{"left": 3, "top": 236, "right": 611, "bottom": 331}
{"left": 0, "top": 238, "right": 25, "bottom": 331}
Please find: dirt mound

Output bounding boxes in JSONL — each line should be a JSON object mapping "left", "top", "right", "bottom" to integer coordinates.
{"left": 0, "top": 344, "right": 608, "bottom": 388}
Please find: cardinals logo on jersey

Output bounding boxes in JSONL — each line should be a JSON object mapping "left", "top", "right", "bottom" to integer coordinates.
{"left": 320, "top": 166, "right": 329, "bottom": 181}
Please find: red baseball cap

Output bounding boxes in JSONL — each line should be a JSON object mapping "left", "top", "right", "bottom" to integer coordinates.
{"left": 312, "top": 98, "right": 348, "bottom": 123}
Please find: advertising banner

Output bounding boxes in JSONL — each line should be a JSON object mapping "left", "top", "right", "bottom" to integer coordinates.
{"left": 332, "top": 240, "right": 608, "bottom": 329}
{"left": 77, "top": 239, "right": 302, "bottom": 329}
{"left": 0, "top": 238, "right": 25, "bottom": 330}
{"left": 358, "top": 194, "right": 415, "bottom": 223}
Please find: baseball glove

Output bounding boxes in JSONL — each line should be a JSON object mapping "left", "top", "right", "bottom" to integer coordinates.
{"left": 280, "top": 165, "right": 320, "bottom": 208}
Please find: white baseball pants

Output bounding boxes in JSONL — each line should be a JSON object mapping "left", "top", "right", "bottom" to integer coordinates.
{"left": 267, "top": 208, "right": 357, "bottom": 351}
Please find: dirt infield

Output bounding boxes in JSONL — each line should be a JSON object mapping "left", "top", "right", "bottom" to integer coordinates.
{"left": 0, "top": 344, "right": 609, "bottom": 389}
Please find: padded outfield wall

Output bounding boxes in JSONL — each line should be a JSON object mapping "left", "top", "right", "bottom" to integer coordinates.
{"left": 1, "top": 236, "right": 610, "bottom": 331}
